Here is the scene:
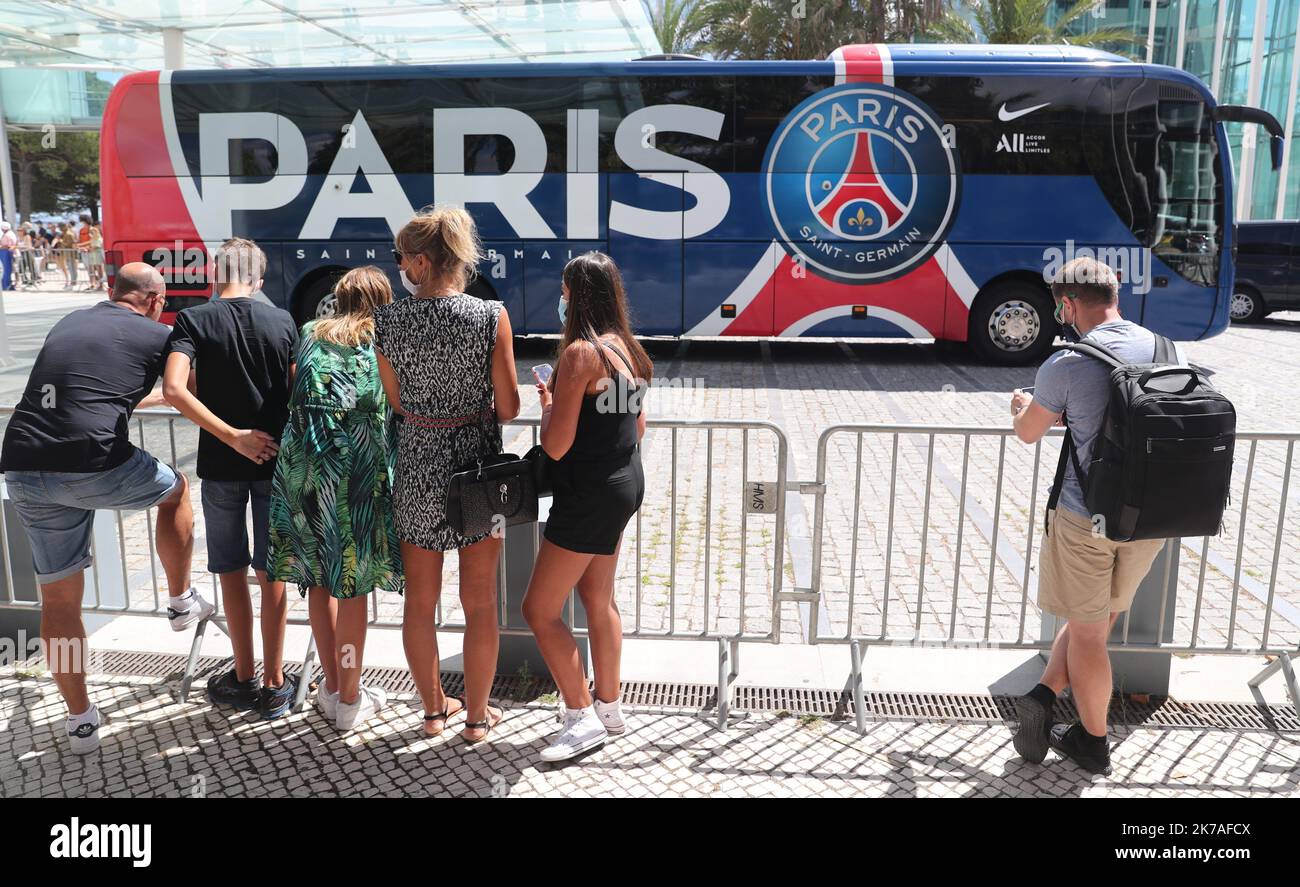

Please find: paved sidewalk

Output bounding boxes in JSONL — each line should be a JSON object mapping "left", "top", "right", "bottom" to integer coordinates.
{"left": 2, "top": 670, "right": 1297, "bottom": 798}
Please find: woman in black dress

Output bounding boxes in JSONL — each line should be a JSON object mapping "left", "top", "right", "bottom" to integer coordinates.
{"left": 523, "top": 251, "right": 651, "bottom": 763}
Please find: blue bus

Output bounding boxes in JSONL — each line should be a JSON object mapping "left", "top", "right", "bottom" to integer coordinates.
{"left": 101, "top": 43, "right": 1283, "bottom": 364}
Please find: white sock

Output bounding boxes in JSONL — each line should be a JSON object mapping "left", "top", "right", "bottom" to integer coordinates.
{"left": 168, "top": 589, "right": 195, "bottom": 608}
{"left": 567, "top": 706, "right": 592, "bottom": 718}
{"left": 69, "top": 704, "right": 98, "bottom": 726}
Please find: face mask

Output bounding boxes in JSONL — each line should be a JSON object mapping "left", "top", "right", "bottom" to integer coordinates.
{"left": 399, "top": 268, "right": 419, "bottom": 296}
{"left": 558, "top": 297, "right": 567, "bottom": 326}
{"left": 1054, "top": 299, "right": 1080, "bottom": 342}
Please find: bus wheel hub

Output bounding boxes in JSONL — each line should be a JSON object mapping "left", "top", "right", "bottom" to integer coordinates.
{"left": 989, "top": 300, "right": 1039, "bottom": 351}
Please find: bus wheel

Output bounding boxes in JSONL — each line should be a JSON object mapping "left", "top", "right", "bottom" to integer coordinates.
{"left": 293, "top": 274, "right": 341, "bottom": 327}
{"left": 1229, "top": 287, "right": 1265, "bottom": 324}
{"left": 969, "top": 281, "right": 1055, "bottom": 366}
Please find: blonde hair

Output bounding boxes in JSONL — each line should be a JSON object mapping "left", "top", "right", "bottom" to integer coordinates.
{"left": 395, "top": 205, "right": 482, "bottom": 293}
{"left": 312, "top": 266, "right": 393, "bottom": 347}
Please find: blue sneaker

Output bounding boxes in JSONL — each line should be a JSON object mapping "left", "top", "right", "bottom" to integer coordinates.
{"left": 207, "top": 668, "right": 259, "bottom": 711}
{"left": 259, "top": 674, "right": 299, "bottom": 720}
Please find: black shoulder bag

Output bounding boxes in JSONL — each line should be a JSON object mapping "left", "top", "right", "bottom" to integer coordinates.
{"left": 444, "top": 310, "right": 541, "bottom": 537}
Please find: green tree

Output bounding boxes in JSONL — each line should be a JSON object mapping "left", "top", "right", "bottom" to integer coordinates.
{"left": 697, "top": 0, "right": 945, "bottom": 61}
{"left": 7, "top": 129, "right": 100, "bottom": 221}
{"left": 650, "top": 0, "right": 711, "bottom": 55}
{"left": 926, "top": 0, "right": 1140, "bottom": 55}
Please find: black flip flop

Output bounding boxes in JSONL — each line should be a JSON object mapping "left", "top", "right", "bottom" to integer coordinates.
{"left": 462, "top": 707, "right": 503, "bottom": 745}
{"left": 422, "top": 695, "right": 465, "bottom": 734}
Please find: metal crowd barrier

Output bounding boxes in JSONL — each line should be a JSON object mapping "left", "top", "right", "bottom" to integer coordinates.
{"left": 3, "top": 406, "right": 1299, "bottom": 734}
{"left": 5, "top": 247, "right": 102, "bottom": 288}
{"left": 803, "top": 423, "right": 1300, "bottom": 733}
{"left": 0, "top": 407, "right": 792, "bottom": 727}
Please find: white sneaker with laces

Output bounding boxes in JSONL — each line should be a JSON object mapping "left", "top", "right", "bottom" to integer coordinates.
{"left": 317, "top": 683, "right": 339, "bottom": 721}
{"left": 67, "top": 707, "right": 101, "bottom": 755}
{"left": 168, "top": 588, "right": 215, "bottom": 632}
{"left": 593, "top": 697, "right": 626, "bottom": 735}
{"left": 539, "top": 707, "right": 607, "bottom": 762}
{"left": 336, "top": 685, "right": 387, "bottom": 732}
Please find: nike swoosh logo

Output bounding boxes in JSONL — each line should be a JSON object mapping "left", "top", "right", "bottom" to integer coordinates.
{"left": 998, "top": 101, "right": 1050, "bottom": 122}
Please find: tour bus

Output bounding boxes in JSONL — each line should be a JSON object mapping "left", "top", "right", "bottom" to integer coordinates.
{"left": 99, "top": 43, "right": 1283, "bottom": 365}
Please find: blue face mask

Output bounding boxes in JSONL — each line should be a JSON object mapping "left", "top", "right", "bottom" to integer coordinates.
{"left": 558, "top": 297, "right": 567, "bottom": 326}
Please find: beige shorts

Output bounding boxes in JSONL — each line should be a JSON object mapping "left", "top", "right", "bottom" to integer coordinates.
{"left": 1038, "top": 508, "right": 1164, "bottom": 623}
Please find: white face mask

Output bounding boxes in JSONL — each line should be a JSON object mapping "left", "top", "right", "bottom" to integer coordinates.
{"left": 399, "top": 268, "right": 420, "bottom": 296}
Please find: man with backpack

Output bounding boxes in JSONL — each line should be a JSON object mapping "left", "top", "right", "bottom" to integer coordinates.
{"left": 1007, "top": 256, "right": 1233, "bottom": 776}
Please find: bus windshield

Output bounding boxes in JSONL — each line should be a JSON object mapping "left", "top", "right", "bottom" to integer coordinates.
{"left": 1123, "top": 80, "right": 1222, "bottom": 287}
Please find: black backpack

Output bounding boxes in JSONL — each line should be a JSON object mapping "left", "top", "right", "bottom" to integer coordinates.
{"left": 1046, "top": 335, "right": 1235, "bottom": 542}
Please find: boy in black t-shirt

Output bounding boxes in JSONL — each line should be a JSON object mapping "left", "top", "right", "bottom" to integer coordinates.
{"left": 163, "top": 238, "right": 301, "bottom": 718}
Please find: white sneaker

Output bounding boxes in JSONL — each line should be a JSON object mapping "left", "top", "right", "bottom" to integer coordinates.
{"left": 317, "top": 683, "right": 339, "bottom": 721}
{"left": 539, "top": 707, "right": 606, "bottom": 762}
{"left": 594, "top": 697, "right": 626, "bottom": 735}
{"left": 167, "top": 588, "right": 215, "bottom": 631}
{"left": 336, "top": 685, "right": 387, "bottom": 732}
{"left": 67, "top": 707, "right": 101, "bottom": 755}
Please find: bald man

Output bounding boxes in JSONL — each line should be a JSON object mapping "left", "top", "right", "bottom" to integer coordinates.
{"left": 1, "top": 262, "right": 214, "bottom": 754}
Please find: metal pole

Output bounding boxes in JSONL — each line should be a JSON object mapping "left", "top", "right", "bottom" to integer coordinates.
{"left": 0, "top": 87, "right": 17, "bottom": 367}
{"left": 162, "top": 28, "right": 185, "bottom": 70}
{"left": 1236, "top": 0, "right": 1270, "bottom": 220}
{"left": 1145, "top": 0, "right": 1159, "bottom": 63}
{"left": 1210, "top": 0, "right": 1228, "bottom": 98}
{"left": 1175, "top": 0, "right": 1189, "bottom": 69}
{"left": 1274, "top": 7, "right": 1300, "bottom": 219}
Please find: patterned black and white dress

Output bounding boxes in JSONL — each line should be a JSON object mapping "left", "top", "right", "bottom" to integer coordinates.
{"left": 373, "top": 294, "right": 504, "bottom": 552}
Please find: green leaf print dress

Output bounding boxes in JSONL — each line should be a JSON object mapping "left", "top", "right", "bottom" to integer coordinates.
{"left": 269, "top": 322, "right": 402, "bottom": 598}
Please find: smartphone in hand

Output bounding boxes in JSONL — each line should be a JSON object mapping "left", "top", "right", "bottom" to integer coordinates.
{"left": 532, "top": 364, "right": 553, "bottom": 385}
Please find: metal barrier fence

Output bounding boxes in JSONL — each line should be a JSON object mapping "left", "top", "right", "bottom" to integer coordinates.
{"left": 0, "top": 407, "right": 792, "bottom": 726}
{"left": 804, "top": 423, "right": 1300, "bottom": 732}
{"left": 5, "top": 248, "right": 104, "bottom": 289}
{"left": 2, "top": 406, "right": 1298, "bottom": 732}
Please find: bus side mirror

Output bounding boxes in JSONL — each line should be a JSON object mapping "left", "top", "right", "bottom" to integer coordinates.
{"left": 1271, "top": 134, "right": 1284, "bottom": 171}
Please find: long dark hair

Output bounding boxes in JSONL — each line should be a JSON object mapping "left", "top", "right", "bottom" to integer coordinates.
{"left": 559, "top": 251, "right": 653, "bottom": 384}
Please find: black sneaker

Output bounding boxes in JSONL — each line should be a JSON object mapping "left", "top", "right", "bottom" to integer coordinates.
{"left": 259, "top": 674, "right": 299, "bottom": 720}
{"left": 1049, "top": 722, "right": 1112, "bottom": 776}
{"left": 1012, "top": 693, "right": 1053, "bottom": 764}
{"left": 207, "top": 668, "right": 260, "bottom": 711}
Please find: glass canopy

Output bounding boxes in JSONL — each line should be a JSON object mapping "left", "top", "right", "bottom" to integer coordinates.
{"left": 0, "top": 0, "right": 661, "bottom": 70}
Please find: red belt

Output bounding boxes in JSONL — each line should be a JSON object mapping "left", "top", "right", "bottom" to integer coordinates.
{"left": 402, "top": 407, "right": 493, "bottom": 429}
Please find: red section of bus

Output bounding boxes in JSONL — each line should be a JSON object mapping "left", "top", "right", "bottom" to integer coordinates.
{"left": 100, "top": 70, "right": 206, "bottom": 309}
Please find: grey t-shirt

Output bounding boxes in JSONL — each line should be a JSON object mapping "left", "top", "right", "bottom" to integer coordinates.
{"left": 1033, "top": 320, "right": 1184, "bottom": 518}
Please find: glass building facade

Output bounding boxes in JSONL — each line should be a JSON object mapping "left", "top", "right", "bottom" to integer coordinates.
{"left": 1058, "top": 0, "right": 1300, "bottom": 220}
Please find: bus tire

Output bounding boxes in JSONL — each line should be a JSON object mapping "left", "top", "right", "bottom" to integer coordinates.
{"left": 1228, "top": 286, "right": 1265, "bottom": 324}
{"left": 968, "top": 280, "right": 1056, "bottom": 366}
{"left": 293, "top": 272, "right": 343, "bottom": 327}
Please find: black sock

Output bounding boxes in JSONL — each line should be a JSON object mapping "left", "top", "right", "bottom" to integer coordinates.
{"left": 1079, "top": 726, "right": 1108, "bottom": 747}
{"left": 1027, "top": 683, "right": 1056, "bottom": 710}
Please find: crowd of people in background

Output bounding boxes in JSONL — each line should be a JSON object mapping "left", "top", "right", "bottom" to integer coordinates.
{"left": 0, "top": 215, "right": 106, "bottom": 292}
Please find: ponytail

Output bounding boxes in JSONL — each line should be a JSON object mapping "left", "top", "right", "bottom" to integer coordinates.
{"left": 395, "top": 205, "right": 483, "bottom": 293}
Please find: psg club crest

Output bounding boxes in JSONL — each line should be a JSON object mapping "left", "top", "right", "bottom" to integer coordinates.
{"left": 763, "top": 83, "right": 960, "bottom": 283}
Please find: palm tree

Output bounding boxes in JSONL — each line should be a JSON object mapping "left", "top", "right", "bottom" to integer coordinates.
{"left": 927, "top": 0, "right": 1141, "bottom": 55}
{"left": 650, "top": 0, "right": 711, "bottom": 55}
{"left": 697, "top": 0, "right": 945, "bottom": 61}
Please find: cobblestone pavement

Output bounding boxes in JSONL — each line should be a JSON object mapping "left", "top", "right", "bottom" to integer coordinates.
{"left": 2, "top": 283, "right": 1299, "bottom": 650}
{"left": 1, "top": 671, "right": 1297, "bottom": 798}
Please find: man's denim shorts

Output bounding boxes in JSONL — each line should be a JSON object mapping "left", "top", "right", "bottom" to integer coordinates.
{"left": 200, "top": 479, "right": 272, "bottom": 575}
{"left": 4, "top": 447, "right": 180, "bottom": 584}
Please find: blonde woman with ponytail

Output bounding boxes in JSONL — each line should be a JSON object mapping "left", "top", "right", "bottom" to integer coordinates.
{"left": 374, "top": 206, "right": 521, "bottom": 744}
{"left": 268, "top": 265, "right": 402, "bottom": 732}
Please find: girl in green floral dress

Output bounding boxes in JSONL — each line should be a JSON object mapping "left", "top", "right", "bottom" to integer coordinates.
{"left": 269, "top": 266, "right": 402, "bottom": 732}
